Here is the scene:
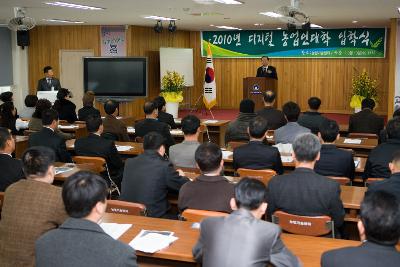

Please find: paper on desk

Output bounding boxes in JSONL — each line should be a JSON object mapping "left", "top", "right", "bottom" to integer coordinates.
{"left": 16, "top": 118, "right": 29, "bottom": 131}
{"left": 59, "top": 125, "right": 78, "bottom": 129}
{"left": 170, "top": 129, "right": 183, "bottom": 135}
{"left": 354, "top": 160, "right": 360, "bottom": 167}
{"left": 116, "top": 145, "right": 133, "bottom": 152}
{"left": 55, "top": 167, "right": 74, "bottom": 175}
{"left": 100, "top": 223, "right": 132, "bottom": 240}
{"left": 281, "top": 156, "right": 293, "bottom": 163}
{"left": 127, "top": 127, "right": 135, "bottom": 133}
{"left": 203, "top": 120, "right": 219, "bottom": 124}
{"left": 343, "top": 138, "right": 362, "bottom": 144}
{"left": 222, "top": 150, "right": 233, "bottom": 159}
{"left": 129, "top": 230, "right": 178, "bottom": 253}
{"left": 174, "top": 118, "right": 181, "bottom": 124}
{"left": 273, "top": 143, "right": 293, "bottom": 154}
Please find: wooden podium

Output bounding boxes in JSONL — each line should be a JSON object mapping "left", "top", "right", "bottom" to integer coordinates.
{"left": 243, "top": 77, "right": 278, "bottom": 110}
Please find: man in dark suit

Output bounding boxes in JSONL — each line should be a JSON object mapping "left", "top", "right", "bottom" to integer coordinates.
{"left": 28, "top": 109, "right": 72, "bottom": 163}
{"left": 74, "top": 115, "right": 124, "bottom": 187}
{"left": 298, "top": 97, "right": 329, "bottom": 134}
{"left": 193, "top": 178, "right": 300, "bottom": 267}
{"left": 315, "top": 119, "right": 355, "bottom": 180}
{"left": 267, "top": 133, "right": 345, "bottom": 231}
{"left": 120, "top": 132, "right": 189, "bottom": 218}
{"left": 135, "top": 101, "right": 175, "bottom": 148}
{"left": 321, "top": 190, "right": 400, "bottom": 267}
{"left": 348, "top": 98, "right": 384, "bottom": 135}
{"left": 102, "top": 100, "right": 129, "bottom": 141}
{"left": 0, "top": 127, "right": 24, "bottom": 192}
{"left": 233, "top": 116, "right": 283, "bottom": 174}
{"left": 363, "top": 117, "right": 400, "bottom": 179}
{"left": 37, "top": 66, "right": 62, "bottom": 91}
{"left": 78, "top": 91, "right": 100, "bottom": 121}
{"left": 256, "top": 56, "right": 278, "bottom": 79}
{"left": 36, "top": 171, "right": 138, "bottom": 267}
{"left": 153, "top": 96, "right": 177, "bottom": 129}
{"left": 178, "top": 142, "right": 234, "bottom": 213}
{"left": 256, "top": 90, "right": 286, "bottom": 130}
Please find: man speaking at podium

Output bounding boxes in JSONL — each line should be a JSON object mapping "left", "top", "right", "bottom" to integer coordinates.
{"left": 256, "top": 56, "right": 278, "bottom": 80}
{"left": 37, "top": 66, "right": 62, "bottom": 91}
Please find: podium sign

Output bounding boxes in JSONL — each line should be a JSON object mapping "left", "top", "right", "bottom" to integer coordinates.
{"left": 243, "top": 77, "right": 278, "bottom": 110}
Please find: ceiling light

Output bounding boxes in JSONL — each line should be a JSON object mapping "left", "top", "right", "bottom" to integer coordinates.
{"left": 213, "top": 0, "right": 243, "bottom": 4}
{"left": 259, "top": 12, "right": 283, "bottom": 18}
{"left": 42, "top": 18, "right": 85, "bottom": 23}
{"left": 154, "top": 20, "right": 163, "bottom": 33}
{"left": 168, "top": 21, "right": 177, "bottom": 32}
{"left": 310, "top": 24, "right": 323, "bottom": 28}
{"left": 398, "top": 7, "right": 400, "bottom": 14}
{"left": 352, "top": 20, "right": 358, "bottom": 24}
{"left": 215, "top": 25, "right": 242, "bottom": 30}
{"left": 277, "top": 27, "right": 282, "bottom": 30}
{"left": 44, "top": 2, "right": 104, "bottom": 10}
{"left": 144, "top": 15, "right": 177, "bottom": 21}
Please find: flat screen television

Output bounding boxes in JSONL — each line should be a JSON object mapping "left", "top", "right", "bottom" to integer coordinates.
{"left": 83, "top": 57, "right": 147, "bottom": 98}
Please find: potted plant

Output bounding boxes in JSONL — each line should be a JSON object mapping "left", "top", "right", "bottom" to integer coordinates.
{"left": 160, "top": 71, "right": 185, "bottom": 118}
{"left": 350, "top": 69, "right": 379, "bottom": 113}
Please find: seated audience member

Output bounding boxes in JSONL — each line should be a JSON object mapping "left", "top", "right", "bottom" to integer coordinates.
{"left": 29, "top": 98, "right": 72, "bottom": 140}
{"left": 28, "top": 109, "right": 72, "bottom": 163}
{"left": 120, "top": 132, "right": 189, "bottom": 218}
{"left": 0, "top": 101, "right": 19, "bottom": 134}
{"left": 321, "top": 190, "right": 400, "bottom": 267}
{"left": 267, "top": 133, "right": 345, "bottom": 231}
{"left": 363, "top": 117, "right": 400, "bottom": 179}
{"left": 35, "top": 171, "right": 137, "bottom": 267}
{"left": 0, "top": 91, "right": 16, "bottom": 114}
{"left": 225, "top": 99, "right": 257, "bottom": 143}
{"left": 0, "top": 127, "right": 24, "bottom": 192}
{"left": 233, "top": 116, "right": 283, "bottom": 174}
{"left": 315, "top": 120, "right": 355, "bottom": 180}
{"left": 348, "top": 98, "right": 384, "bottom": 135}
{"left": 53, "top": 88, "right": 77, "bottom": 123}
{"left": 153, "top": 96, "right": 177, "bottom": 129}
{"left": 0, "top": 147, "right": 67, "bottom": 266}
{"left": 19, "top": 94, "right": 38, "bottom": 119}
{"left": 379, "top": 109, "right": 400, "bottom": 143}
{"left": 193, "top": 178, "right": 300, "bottom": 267}
{"left": 169, "top": 115, "right": 201, "bottom": 168}
{"left": 178, "top": 142, "right": 234, "bottom": 213}
{"left": 102, "top": 99, "right": 129, "bottom": 141}
{"left": 135, "top": 101, "right": 175, "bottom": 148}
{"left": 75, "top": 115, "right": 124, "bottom": 187}
{"left": 78, "top": 91, "right": 100, "bottom": 121}
{"left": 298, "top": 97, "right": 328, "bottom": 134}
{"left": 275, "top": 101, "right": 310, "bottom": 144}
{"left": 256, "top": 90, "right": 286, "bottom": 130}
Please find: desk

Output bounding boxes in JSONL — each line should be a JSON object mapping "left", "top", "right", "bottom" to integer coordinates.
{"left": 127, "top": 127, "right": 204, "bottom": 143}
{"left": 53, "top": 162, "right": 98, "bottom": 182}
{"left": 66, "top": 139, "right": 143, "bottom": 156}
{"left": 14, "top": 135, "right": 29, "bottom": 158}
{"left": 58, "top": 123, "right": 88, "bottom": 139}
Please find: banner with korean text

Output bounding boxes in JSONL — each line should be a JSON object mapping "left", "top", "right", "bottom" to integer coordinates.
{"left": 100, "top": 26, "right": 126, "bottom": 57}
{"left": 201, "top": 28, "right": 386, "bottom": 58}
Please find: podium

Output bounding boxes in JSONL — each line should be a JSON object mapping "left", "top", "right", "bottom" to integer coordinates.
{"left": 243, "top": 77, "right": 278, "bottom": 110}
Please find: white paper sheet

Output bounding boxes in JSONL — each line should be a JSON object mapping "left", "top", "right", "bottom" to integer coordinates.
{"left": 281, "top": 156, "right": 293, "bottom": 163}
{"left": 273, "top": 143, "right": 293, "bottom": 154}
{"left": 100, "top": 223, "right": 132, "bottom": 240}
{"left": 203, "top": 120, "right": 219, "bottom": 124}
{"left": 222, "top": 150, "right": 233, "bottom": 159}
{"left": 59, "top": 125, "right": 78, "bottom": 129}
{"left": 116, "top": 145, "right": 133, "bottom": 152}
{"left": 129, "top": 230, "right": 178, "bottom": 253}
{"left": 354, "top": 160, "right": 360, "bottom": 167}
{"left": 55, "top": 167, "right": 74, "bottom": 175}
{"left": 174, "top": 118, "right": 182, "bottom": 124}
{"left": 343, "top": 138, "right": 362, "bottom": 144}
{"left": 170, "top": 129, "right": 183, "bottom": 135}
{"left": 127, "top": 127, "right": 135, "bottom": 133}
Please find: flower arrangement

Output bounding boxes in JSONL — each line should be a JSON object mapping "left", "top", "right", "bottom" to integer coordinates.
{"left": 160, "top": 71, "right": 185, "bottom": 103}
{"left": 350, "top": 69, "right": 379, "bottom": 109}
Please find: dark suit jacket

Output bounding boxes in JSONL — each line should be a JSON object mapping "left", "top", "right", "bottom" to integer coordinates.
{"left": 298, "top": 111, "right": 328, "bottom": 134}
{"left": 158, "top": 111, "right": 177, "bottom": 129}
{"left": 225, "top": 112, "right": 256, "bottom": 144}
{"left": 233, "top": 140, "right": 283, "bottom": 174}
{"left": 256, "top": 107, "right": 286, "bottom": 130}
{"left": 0, "top": 154, "right": 25, "bottom": 192}
{"left": 120, "top": 150, "right": 189, "bottom": 218}
{"left": 135, "top": 118, "right": 175, "bottom": 147}
{"left": 78, "top": 106, "right": 100, "bottom": 121}
{"left": 178, "top": 175, "right": 234, "bottom": 213}
{"left": 348, "top": 109, "right": 384, "bottom": 135}
{"left": 36, "top": 218, "right": 137, "bottom": 267}
{"left": 367, "top": 172, "right": 400, "bottom": 200}
{"left": 193, "top": 209, "right": 300, "bottom": 267}
{"left": 256, "top": 65, "right": 278, "bottom": 79}
{"left": 321, "top": 241, "right": 400, "bottom": 267}
{"left": 267, "top": 168, "right": 345, "bottom": 228}
{"left": 102, "top": 114, "right": 130, "bottom": 142}
{"left": 37, "top": 77, "right": 62, "bottom": 91}
{"left": 28, "top": 127, "right": 72, "bottom": 163}
{"left": 315, "top": 144, "right": 355, "bottom": 180}
{"left": 53, "top": 99, "right": 77, "bottom": 123}
{"left": 363, "top": 139, "right": 400, "bottom": 179}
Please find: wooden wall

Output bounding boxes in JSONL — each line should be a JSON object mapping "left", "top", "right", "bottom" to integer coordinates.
{"left": 28, "top": 25, "right": 391, "bottom": 119}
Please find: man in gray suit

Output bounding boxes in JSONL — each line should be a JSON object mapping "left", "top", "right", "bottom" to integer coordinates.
{"left": 275, "top": 101, "right": 310, "bottom": 144}
{"left": 193, "top": 178, "right": 300, "bottom": 267}
{"left": 35, "top": 171, "right": 137, "bottom": 267}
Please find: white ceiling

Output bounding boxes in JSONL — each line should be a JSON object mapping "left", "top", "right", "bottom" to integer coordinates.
{"left": 0, "top": 0, "right": 399, "bottom": 30}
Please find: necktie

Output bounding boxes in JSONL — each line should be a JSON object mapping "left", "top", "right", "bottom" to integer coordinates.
{"left": 47, "top": 78, "right": 51, "bottom": 86}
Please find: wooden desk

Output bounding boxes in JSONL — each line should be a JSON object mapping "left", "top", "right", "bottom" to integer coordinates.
{"left": 127, "top": 127, "right": 204, "bottom": 144}
{"left": 59, "top": 124, "right": 88, "bottom": 139}
{"left": 66, "top": 139, "right": 143, "bottom": 156}
{"left": 54, "top": 162, "right": 96, "bottom": 182}
{"left": 14, "top": 135, "right": 29, "bottom": 158}
{"left": 341, "top": 185, "right": 367, "bottom": 222}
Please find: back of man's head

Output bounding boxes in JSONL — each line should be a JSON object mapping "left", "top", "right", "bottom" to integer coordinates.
{"left": 263, "top": 90, "right": 276, "bottom": 104}
{"left": 361, "top": 98, "right": 375, "bottom": 110}
{"left": 0, "top": 91, "right": 13, "bottom": 103}
{"left": 104, "top": 100, "right": 118, "bottom": 115}
{"left": 234, "top": 177, "right": 267, "bottom": 210}
{"left": 282, "top": 101, "right": 301, "bottom": 122}
{"left": 239, "top": 99, "right": 255, "bottom": 114}
{"left": 153, "top": 96, "right": 166, "bottom": 112}
{"left": 143, "top": 132, "right": 165, "bottom": 150}
{"left": 82, "top": 91, "right": 95, "bottom": 107}
{"left": 249, "top": 116, "right": 268, "bottom": 139}
{"left": 86, "top": 114, "right": 102, "bottom": 133}
{"left": 293, "top": 133, "right": 321, "bottom": 162}
{"left": 389, "top": 151, "right": 400, "bottom": 174}
{"left": 319, "top": 119, "right": 339, "bottom": 143}
{"left": 143, "top": 101, "right": 157, "bottom": 115}
{"left": 182, "top": 115, "right": 200, "bottom": 135}
{"left": 22, "top": 146, "right": 55, "bottom": 178}
{"left": 0, "top": 127, "right": 12, "bottom": 151}
{"left": 42, "top": 109, "right": 58, "bottom": 126}
{"left": 25, "top": 95, "right": 38, "bottom": 108}
{"left": 195, "top": 142, "right": 222, "bottom": 173}
{"left": 386, "top": 117, "right": 400, "bottom": 139}
{"left": 308, "top": 97, "right": 321, "bottom": 111}
{"left": 361, "top": 190, "right": 400, "bottom": 245}
{"left": 62, "top": 171, "right": 108, "bottom": 218}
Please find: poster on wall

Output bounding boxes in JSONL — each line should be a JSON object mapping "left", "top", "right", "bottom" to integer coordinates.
{"left": 201, "top": 28, "right": 386, "bottom": 58}
{"left": 100, "top": 26, "right": 126, "bottom": 56}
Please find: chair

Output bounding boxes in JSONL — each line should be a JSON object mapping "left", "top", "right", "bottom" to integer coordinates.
{"left": 365, "top": 177, "right": 385, "bottom": 187}
{"left": 348, "top": 133, "right": 378, "bottom": 139}
{"left": 272, "top": 211, "right": 335, "bottom": 238}
{"left": 72, "top": 156, "right": 120, "bottom": 196}
{"left": 237, "top": 168, "right": 277, "bottom": 186}
{"left": 181, "top": 209, "right": 229, "bottom": 223}
{"left": 328, "top": 176, "right": 351, "bottom": 185}
{"left": 106, "top": 200, "right": 146, "bottom": 216}
{"left": 135, "top": 136, "right": 144, "bottom": 143}
{"left": 102, "top": 132, "right": 119, "bottom": 141}
{"left": 228, "top": 141, "right": 247, "bottom": 150}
